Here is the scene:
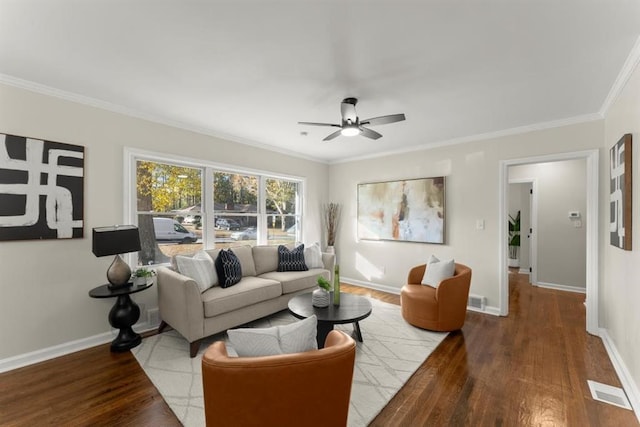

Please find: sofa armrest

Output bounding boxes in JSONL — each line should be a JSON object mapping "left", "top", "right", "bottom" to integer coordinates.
{"left": 157, "top": 267, "right": 205, "bottom": 342}
{"left": 322, "top": 252, "right": 336, "bottom": 283}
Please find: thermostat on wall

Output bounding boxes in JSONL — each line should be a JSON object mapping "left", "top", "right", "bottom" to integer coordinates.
{"left": 569, "top": 211, "right": 581, "bottom": 218}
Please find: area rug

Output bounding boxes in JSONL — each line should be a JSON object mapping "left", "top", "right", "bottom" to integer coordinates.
{"left": 132, "top": 298, "right": 447, "bottom": 426}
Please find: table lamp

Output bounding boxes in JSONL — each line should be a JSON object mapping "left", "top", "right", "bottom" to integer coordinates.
{"left": 92, "top": 225, "right": 141, "bottom": 289}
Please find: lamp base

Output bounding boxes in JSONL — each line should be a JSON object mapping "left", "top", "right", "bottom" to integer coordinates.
{"left": 107, "top": 254, "right": 132, "bottom": 288}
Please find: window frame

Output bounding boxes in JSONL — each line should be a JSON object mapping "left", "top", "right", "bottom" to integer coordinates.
{"left": 124, "top": 147, "right": 305, "bottom": 266}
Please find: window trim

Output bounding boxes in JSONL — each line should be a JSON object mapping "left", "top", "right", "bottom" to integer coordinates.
{"left": 123, "top": 147, "right": 305, "bottom": 264}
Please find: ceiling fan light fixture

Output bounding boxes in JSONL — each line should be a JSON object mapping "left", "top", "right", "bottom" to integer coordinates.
{"left": 341, "top": 126, "right": 360, "bottom": 137}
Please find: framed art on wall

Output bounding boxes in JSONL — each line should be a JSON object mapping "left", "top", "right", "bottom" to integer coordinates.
{"left": 0, "top": 133, "right": 85, "bottom": 241}
{"left": 357, "top": 176, "right": 445, "bottom": 244}
{"left": 609, "top": 133, "right": 632, "bottom": 250}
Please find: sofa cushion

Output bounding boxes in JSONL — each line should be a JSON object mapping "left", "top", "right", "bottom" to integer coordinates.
{"left": 215, "top": 249, "right": 243, "bottom": 288}
{"left": 202, "top": 276, "right": 282, "bottom": 317}
{"left": 252, "top": 245, "right": 279, "bottom": 276}
{"left": 205, "top": 248, "right": 222, "bottom": 263}
{"left": 259, "top": 269, "right": 325, "bottom": 294}
{"left": 175, "top": 250, "right": 218, "bottom": 292}
{"left": 277, "top": 244, "right": 308, "bottom": 272}
{"left": 230, "top": 245, "right": 257, "bottom": 277}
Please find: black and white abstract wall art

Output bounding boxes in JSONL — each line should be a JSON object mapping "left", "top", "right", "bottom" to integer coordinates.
{"left": 609, "top": 133, "right": 632, "bottom": 250}
{"left": 0, "top": 133, "right": 84, "bottom": 241}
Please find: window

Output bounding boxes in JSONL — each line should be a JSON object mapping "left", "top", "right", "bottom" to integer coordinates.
{"left": 135, "top": 160, "right": 203, "bottom": 265}
{"left": 127, "top": 151, "right": 303, "bottom": 266}
{"left": 265, "top": 177, "right": 300, "bottom": 245}
{"left": 214, "top": 172, "right": 259, "bottom": 245}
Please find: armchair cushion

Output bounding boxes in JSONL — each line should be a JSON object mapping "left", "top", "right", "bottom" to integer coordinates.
{"left": 421, "top": 255, "right": 455, "bottom": 287}
{"left": 227, "top": 315, "right": 317, "bottom": 357}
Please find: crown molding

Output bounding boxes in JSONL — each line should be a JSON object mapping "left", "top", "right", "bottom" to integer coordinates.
{"left": 330, "top": 112, "right": 603, "bottom": 165}
{"left": 0, "top": 72, "right": 611, "bottom": 167}
{"left": 600, "top": 35, "right": 640, "bottom": 116}
{"left": 0, "top": 74, "right": 330, "bottom": 164}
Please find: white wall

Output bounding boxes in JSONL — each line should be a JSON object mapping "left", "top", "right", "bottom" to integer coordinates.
{"left": 329, "top": 121, "right": 603, "bottom": 311}
{"left": 602, "top": 52, "right": 640, "bottom": 407}
{"left": 0, "top": 83, "right": 330, "bottom": 360}
{"left": 510, "top": 160, "right": 587, "bottom": 289}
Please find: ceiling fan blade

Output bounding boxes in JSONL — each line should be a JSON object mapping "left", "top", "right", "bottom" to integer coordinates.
{"left": 323, "top": 129, "right": 343, "bottom": 141}
{"left": 360, "top": 113, "right": 406, "bottom": 126}
{"left": 298, "top": 121, "right": 341, "bottom": 128}
{"left": 360, "top": 127, "right": 383, "bottom": 140}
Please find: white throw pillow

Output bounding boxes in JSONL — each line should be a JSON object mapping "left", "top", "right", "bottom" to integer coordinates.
{"left": 421, "top": 256, "right": 455, "bottom": 288}
{"left": 176, "top": 250, "right": 218, "bottom": 292}
{"left": 227, "top": 315, "right": 318, "bottom": 357}
{"left": 304, "top": 242, "right": 324, "bottom": 269}
{"left": 227, "top": 325, "right": 282, "bottom": 357}
{"left": 278, "top": 315, "right": 318, "bottom": 353}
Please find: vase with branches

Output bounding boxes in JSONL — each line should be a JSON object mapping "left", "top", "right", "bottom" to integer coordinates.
{"left": 323, "top": 202, "right": 341, "bottom": 250}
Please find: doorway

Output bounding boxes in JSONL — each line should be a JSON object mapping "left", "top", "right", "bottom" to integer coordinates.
{"left": 499, "top": 150, "right": 599, "bottom": 335}
{"left": 508, "top": 180, "right": 534, "bottom": 278}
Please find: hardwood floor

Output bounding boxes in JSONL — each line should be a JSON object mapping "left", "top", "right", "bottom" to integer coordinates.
{"left": 0, "top": 273, "right": 636, "bottom": 426}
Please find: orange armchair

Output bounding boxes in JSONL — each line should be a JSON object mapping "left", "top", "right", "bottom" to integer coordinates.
{"left": 400, "top": 263, "right": 472, "bottom": 331}
{"left": 201, "top": 330, "right": 356, "bottom": 427}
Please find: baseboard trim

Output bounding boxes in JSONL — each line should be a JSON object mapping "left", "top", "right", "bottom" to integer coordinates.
{"left": 535, "top": 281, "right": 586, "bottom": 294}
{"left": 0, "top": 321, "right": 157, "bottom": 374}
{"left": 342, "top": 276, "right": 401, "bottom": 295}
{"left": 467, "top": 305, "right": 502, "bottom": 316}
{"left": 599, "top": 328, "right": 640, "bottom": 422}
{"left": 342, "top": 277, "right": 501, "bottom": 316}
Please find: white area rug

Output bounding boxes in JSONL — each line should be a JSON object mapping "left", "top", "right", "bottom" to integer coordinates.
{"left": 132, "top": 298, "right": 447, "bottom": 426}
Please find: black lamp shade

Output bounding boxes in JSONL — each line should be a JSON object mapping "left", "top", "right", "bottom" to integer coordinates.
{"left": 92, "top": 226, "right": 141, "bottom": 257}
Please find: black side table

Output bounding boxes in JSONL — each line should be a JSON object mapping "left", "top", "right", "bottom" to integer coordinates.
{"left": 89, "top": 282, "right": 153, "bottom": 352}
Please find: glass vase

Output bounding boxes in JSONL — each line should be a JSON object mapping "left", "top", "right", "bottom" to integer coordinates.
{"left": 333, "top": 265, "right": 340, "bottom": 306}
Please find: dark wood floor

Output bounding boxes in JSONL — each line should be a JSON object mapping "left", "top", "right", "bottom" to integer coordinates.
{"left": 0, "top": 272, "right": 637, "bottom": 426}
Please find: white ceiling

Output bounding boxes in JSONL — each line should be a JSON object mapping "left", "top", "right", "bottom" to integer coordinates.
{"left": 1, "top": 1, "right": 639, "bottom": 163}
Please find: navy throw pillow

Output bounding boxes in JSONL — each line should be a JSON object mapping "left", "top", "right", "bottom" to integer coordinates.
{"left": 215, "top": 249, "right": 242, "bottom": 288}
{"left": 277, "top": 244, "right": 308, "bottom": 272}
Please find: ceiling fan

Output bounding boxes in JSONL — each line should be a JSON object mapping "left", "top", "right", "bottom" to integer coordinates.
{"left": 298, "top": 97, "right": 406, "bottom": 141}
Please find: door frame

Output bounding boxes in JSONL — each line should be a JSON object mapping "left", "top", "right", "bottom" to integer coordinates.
{"left": 498, "top": 149, "right": 599, "bottom": 335}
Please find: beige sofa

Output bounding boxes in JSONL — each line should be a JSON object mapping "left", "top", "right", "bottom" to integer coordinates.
{"left": 157, "top": 244, "right": 335, "bottom": 357}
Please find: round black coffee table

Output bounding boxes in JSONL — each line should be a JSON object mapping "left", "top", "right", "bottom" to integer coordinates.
{"left": 288, "top": 292, "right": 372, "bottom": 348}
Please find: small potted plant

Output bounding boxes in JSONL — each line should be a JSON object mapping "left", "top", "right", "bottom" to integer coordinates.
{"left": 132, "top": 267, "right": 156, "bottom": 286}
{"left": 312, "top": 276, "right": 331, "bottom": 307}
